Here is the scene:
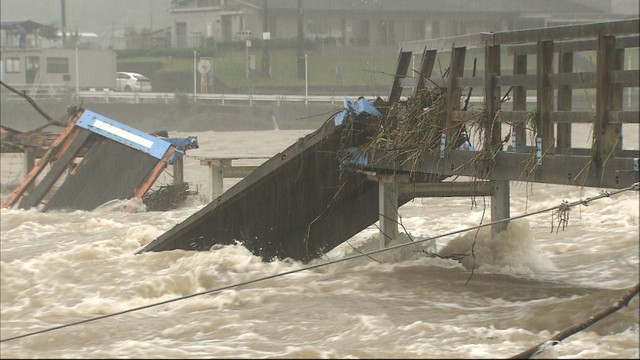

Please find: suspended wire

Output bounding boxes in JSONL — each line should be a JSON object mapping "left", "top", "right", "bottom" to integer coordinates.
{"left": 1, "top": 182, "right": 638, "bottom": 343}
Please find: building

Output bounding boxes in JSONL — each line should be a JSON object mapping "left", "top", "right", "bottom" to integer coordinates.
{"left": 1, "top": 20, "right": 117, "bottom": 91}
{"left": 167, "top": 0, "right": 635, "bottom": 49}
{"left": 1, "top": 47, "right": 116, "bottom": 91}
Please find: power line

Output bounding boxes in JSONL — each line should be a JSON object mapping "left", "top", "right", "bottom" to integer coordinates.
{"left": 1, "top": 182, "right": 637, "bottom": 343}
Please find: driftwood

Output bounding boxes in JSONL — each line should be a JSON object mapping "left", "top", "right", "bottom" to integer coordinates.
{"left": 0, "top": 125, "right": 58, "bottom": 153}
{"left": 0, "top": 80, "right": 65, "bottom": 128}
{"left": 511, "top": 283, "right": 640, "bottom": 359}
{"left": 142, "top": 182, "right": 190, "bottom": 211}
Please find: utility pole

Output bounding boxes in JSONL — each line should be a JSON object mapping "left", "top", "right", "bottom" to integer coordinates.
{"left": 61, "top": 0, "right": 67, "bottom": 47}
{"left": 297, "top": 0, "right": 305, "bottom": 79}
{"left": 261, "top": 0, "right": 270, "bottom": 77}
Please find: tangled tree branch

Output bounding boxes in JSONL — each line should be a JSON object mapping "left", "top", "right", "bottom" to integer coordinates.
{"left": 0, "top": 80, "right": 65, "bottom": 128}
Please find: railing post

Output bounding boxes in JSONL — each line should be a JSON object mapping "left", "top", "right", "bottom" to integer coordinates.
{"left": 536, "top": 40, "right": 555, "bottom": 160}
{"left": 512, "top": 54, "right": 527, "bottom": 149}
{"left": 557, "top": 51, "right": 573, "bottom": 150}
{"left": 441, "top": 46, "right": 466, "bottom": 156}
{"left": 594, "top": 35, "right": 619, "bottom": 177}
{"left": 612, "top": 46, "right": 624, "bottom": 151}
{"left": 484, "top": 43, "right": 501, "bottom": 151}
{"left": 388, "top": 51, "right": 413, "bottom": 104}
{"left": 414, "top": 48, "right": 437, "bottom": 96}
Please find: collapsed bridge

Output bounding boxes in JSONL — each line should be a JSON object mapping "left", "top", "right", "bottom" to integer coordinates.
{"left": 137, "top": 19, "right": 639, "bottom": 262}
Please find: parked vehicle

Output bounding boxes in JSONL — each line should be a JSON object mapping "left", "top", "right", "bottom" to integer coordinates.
{"left": 116, "top": 72, "right": 152, "bottom": 92}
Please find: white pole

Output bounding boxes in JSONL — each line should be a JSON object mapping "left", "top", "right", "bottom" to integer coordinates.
{"left": 193, "top": 51, "right": 197, "bottom": 100}
{"left": 628, "top": 54, "right": 632, "bottom": 109}
{"left": 304, "top": 53, "right": 308, "bottom": 104}
{"left": 75, "top": 47, "right": 79, "bottom": 94}
{"left": 245, "top": 40, "right": 249, "bottom": 80}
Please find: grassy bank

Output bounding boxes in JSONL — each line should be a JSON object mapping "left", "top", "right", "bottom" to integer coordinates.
{"left": 117, "top": 48, "right": 398, "bottom": 94}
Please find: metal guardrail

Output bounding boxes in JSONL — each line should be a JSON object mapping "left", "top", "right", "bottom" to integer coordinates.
{"left": 74, "top": 91, "right": 389, "bottom": 105}
{"left": 1, "top": 84, "right": 537, "bottom": 106}
{"left": 74, "top": 90, "right": 537, "bottom": 106}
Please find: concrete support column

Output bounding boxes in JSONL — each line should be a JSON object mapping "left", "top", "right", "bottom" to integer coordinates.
{"left": 491, "top": 180, "right": 510, "bottom": 236}
{"left": 379, "top": 180, "right": 398, "bottom": 248}
{"left": 172, "top": 156, "right": 184, "bottom": 185}
{"left": 23, "top": 149, "right": 36, "bottom": 194}
{"left": 23, "top": 149, "right": 35, "bottom": 176}
{"left": 208, "top": 160, "right": 225, "bottom": 200}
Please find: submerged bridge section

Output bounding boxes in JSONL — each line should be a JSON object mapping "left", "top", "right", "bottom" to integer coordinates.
{"left": 138, "top": 19, "right": 639, "bottom": 262}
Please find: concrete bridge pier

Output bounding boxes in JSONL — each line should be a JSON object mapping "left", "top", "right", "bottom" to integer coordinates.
{"left": 490, "top": 180, "right": 510, "bottom": 236}
{"left": 375, "top": 177, "right": 512, "bottom": 250}
{"left": 378, "top": 177, "right": 399, "bottom": 248}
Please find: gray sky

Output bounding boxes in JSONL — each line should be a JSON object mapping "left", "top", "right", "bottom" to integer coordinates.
{"left": 0, "top": 0, "right": 173, "bottom": 35}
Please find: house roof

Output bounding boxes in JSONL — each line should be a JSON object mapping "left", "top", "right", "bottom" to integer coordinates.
{"left": 0, "top": 20, "right": 47, "bottom": 32}
{"left": 238, "top": 0, "right": 604, "bottom": 14}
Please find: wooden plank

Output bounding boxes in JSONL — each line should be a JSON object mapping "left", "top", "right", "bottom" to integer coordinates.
{"left": 415, "top": 48, "right": 437, "bottom": 95}
{"left": 610, "top": 70, "right": 640, "bottom": 86}
{"left": 458, "top": 76, "right": 486, "bottom": 88}
{"left": 388, "top": 51, "right": 413, "bottom": 104}
{"left": 611, "top": 48, "right": 625, "bottom": 153}
{"left": 492, "top": 19, "right": 639, "bottom": 46}
{"left": 610, "top": 111, "right": 640, "bottom": 124}
{"left": 557, "top": 51, "right": 573, "bottom": 149}
{"left": 444, "top": 46, "right": 466, "bottom": 152}
{"left": 499, "top": 111, "right": 530, "bottom": 124}
{"left": 594, "top": 35, "right": 619, "bottom": 175}
{"left": 507, "top": 35, "right": 640, "bottom": 55}
{"left": 362, "top": 150, "right": 638, "bottom": 189}
{"left": 496, "top": 111, "right": 640, "bottom": 124}
{"left": 537, "top": 40, "right": 555, "bottom": 156}
{"left": 496, "top": 74, "right": 536, "bottom": 87}
{"left": 399, "top": 33, "right": 486, "bottom": 52}
{"left": 512, "top": 54, "right": 528, "bottom": 148}
{"left": 550, "top": 72, "right": 596, "bottom": 88}
{"left": 503, "top": 145, "right": 637, "bottom": 158}
{"left": 484, "top": 44, "right": 501, "bottom": 150}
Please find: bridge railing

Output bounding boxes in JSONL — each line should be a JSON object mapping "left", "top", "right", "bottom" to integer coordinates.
{"left": 383, "top": 18, "right": 640, "bottom": 189}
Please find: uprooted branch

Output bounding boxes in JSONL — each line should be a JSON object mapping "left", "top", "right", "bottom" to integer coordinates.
{"left": 0, "top": 80, "right": 65, "bottom": 128}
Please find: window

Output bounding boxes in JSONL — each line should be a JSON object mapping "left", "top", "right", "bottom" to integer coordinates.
{"left": 5, "top": 57, "right": 21, "bottom": 73}
{"left": 47, "top": 57, "right": 69, "bottom": 73}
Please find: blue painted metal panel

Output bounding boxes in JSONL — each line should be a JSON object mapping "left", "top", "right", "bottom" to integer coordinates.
{"left": 76, "top": 110, "right": 172, "bottom": 160}
{"left": 342, "top": 96, "right": 382, "bottom": 117}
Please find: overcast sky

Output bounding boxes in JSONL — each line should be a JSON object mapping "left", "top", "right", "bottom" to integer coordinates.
{"left": 0, "top": 0, "right": 173, "bottom": 35}
{"left": 1, "top": 0, "right": 637, "bottom": 36}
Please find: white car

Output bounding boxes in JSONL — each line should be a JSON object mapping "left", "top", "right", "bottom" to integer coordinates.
{"left": 116, "top": 72, "right": 152, "bottom": 92}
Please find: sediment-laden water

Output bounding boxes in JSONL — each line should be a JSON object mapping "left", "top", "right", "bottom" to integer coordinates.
{"left": 1, "top": 128, "right": 638, "bottom": 359}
